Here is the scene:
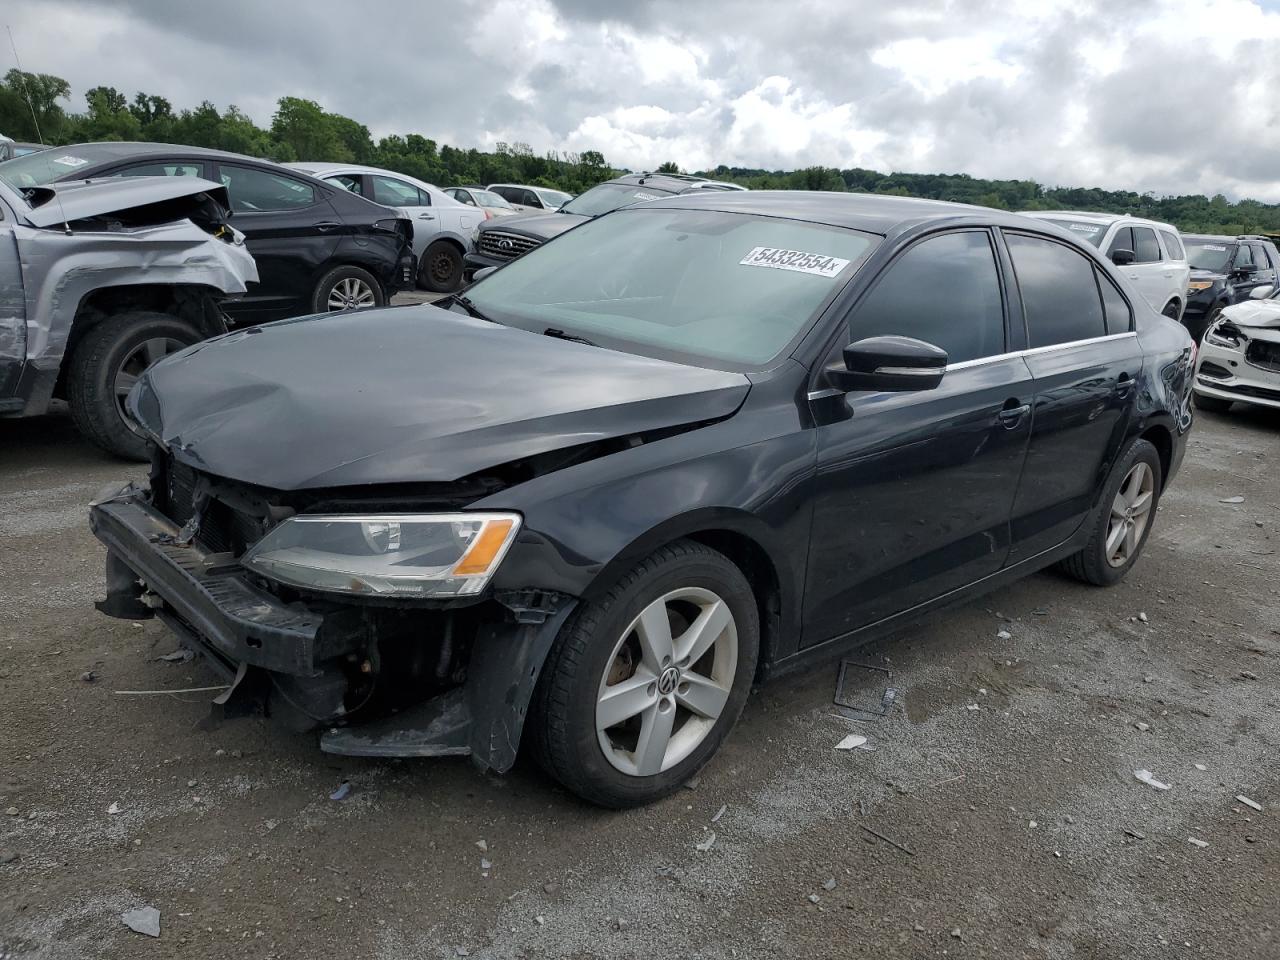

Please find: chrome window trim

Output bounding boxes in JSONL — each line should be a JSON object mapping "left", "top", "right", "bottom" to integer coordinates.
{"left": 945, "top": 332, "right": 1138, "bottom": 371}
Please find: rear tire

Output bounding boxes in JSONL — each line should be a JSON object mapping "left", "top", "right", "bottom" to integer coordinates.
{"left": 530, "top": 540, "right": 759, "bottom": 808}
{"left": 1193, "top": 392, "right": 1233, "bottom": 413}
{"left": 418, "top": 240, "right": 464, "bottom": 293}
{"left": 66, "top": 311, "right": 201, "bottom": 461}
{"left": 311, "top": 265, "right": 385, "bottom": 313}
{"left": 1162, "top": 300, "right": 1181, "bottom": 320}
{"left": 1058, "top": 437, "right": 1162, "bottom": 587}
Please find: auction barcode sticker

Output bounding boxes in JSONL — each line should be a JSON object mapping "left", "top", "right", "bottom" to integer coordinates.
{"left": 740, "top": 246, "right": 851, "bottom": 277}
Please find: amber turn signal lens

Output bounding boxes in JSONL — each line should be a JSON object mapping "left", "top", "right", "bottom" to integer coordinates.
{"left": 453, "top": 518, "right": 516, "bottom": 575}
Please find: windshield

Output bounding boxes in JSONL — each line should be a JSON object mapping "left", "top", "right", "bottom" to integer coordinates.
{"left": 463, "top": 208, "right": 876, "bottom": 368}
{"left": 1032, "top": 216, "right": 1107, "bottom": 247}
{"left": 472, "top": 189, "right": 513, "bottom": 208}
{"left": 560, "top": 182, "right": 678, "bottom": 217}
{"left": 1184, "top": 239, "right": 1235, "bottom": 273}
{"left": 535, "top": 188, "right": 572, "bottom": 208}
{"left": 0, "top": 148, "right": 101, "bottom": 190}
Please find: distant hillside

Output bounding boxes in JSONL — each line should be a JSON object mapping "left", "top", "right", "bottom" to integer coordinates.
{"left": 3, "top": 69, "right": 1276, "bottom": 236}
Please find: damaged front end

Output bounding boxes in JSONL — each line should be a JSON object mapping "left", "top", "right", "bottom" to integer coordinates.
{"left": 90, "top": 454, "right": 576, "bottom": 772}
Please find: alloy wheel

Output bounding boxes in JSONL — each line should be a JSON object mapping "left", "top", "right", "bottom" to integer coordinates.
{"left": 595, "top": 587, "right": 738, "bottom": 777}
{"left": 326, "top": 277, "right": 377, "bottom": 311}
{"left": 1106, "top": 461, "right": 1155, "bottom": 567}
{"left": 113, "top": 337, "right": 185, "bottom": 429}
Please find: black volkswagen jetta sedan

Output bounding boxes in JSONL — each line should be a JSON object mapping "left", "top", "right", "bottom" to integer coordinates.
{"left": 0, "top": 142, "right": 415, "bottom": 324}
{"left": 91, "top": 193, "right": 1195, "bottom": 808}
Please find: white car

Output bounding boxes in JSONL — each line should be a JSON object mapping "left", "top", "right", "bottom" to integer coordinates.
{"left": 1191, "top": 298, "right": 1280, "bottom": 413}
{"left": 487, "top": 183, "right": 574, "bottom": 213}
{"left": 1023, "top": 211, "right": 1191, "bottom": 320}
{"left": 289, "top": 162, "right": 482, "bottom": 292}
{"left": 443, "top": 186, "right": 520, "bottom": 218}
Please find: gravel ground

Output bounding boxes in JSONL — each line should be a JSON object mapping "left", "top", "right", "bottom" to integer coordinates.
{"left": 0, "top": 399, "right": 1276, "bottom": 960}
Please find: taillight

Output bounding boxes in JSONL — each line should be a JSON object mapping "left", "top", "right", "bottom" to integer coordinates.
{"left": 484, "top": 209, "right": 492, "bottom": 220}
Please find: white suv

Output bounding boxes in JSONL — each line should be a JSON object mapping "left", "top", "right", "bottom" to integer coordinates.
{"left": 1023, "top": 212, "right": 1191, "bottom": 320}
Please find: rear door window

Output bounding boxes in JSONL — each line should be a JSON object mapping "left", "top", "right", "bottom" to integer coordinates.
{"left": 1159, "top": 230, "right": 1185, "bottom": 260}
{"left": 1131, "top": 227, "right": 1161, "bottom": 263}
{"left": 1097, "top": 269, "right": 1133, "bottom": 335}
{"left": 325, "top": 174, "right": 363, "bottom": 196}
{"left": 849, "top": 230, "right": 1005, "bottom": 364}
{"left": 218, "top": 165, "right": 316, "bottom": 213}
{"left": 117, "top": 161, "right": 207, "bottom": 179}
{"left": 372, "top": 175, "right": 425, "bottom": 207}
{"left": 1006, "top": 233, "right": 1106, "bottom": 347}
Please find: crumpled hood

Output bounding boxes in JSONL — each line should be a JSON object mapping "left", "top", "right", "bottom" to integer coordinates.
{"left": 1220, "top": 299, "right": 1280, "bottom": 328}
{"left": 16, "top": 176, "right": 232, "bottom": 228}
{"left": 132, "top": 305, "right": 751, "bottom": 491}
{"left": 483, "top": 210, "right": 587, "bottom": 242}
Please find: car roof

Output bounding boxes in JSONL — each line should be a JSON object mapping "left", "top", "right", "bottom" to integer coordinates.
{"left": 1029, "top": 210, "right": 1180, "bottom": 232}
{"left": 1182, "top": 233, "right": 1237, "bottom": 242}
{"left": 288, "top": 161, "right": 439, "bottom": 187}
{"left": 38, "top": 141, "right": 265, "bottom": 164}
{"left": 632, "top": 190, "right": 1039, "bottom": 236}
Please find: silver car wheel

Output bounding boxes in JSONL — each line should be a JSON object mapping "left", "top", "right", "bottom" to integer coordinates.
{"left": 113, "top": 337, "right": 184, "bottom": 431}
{"left": 1106, "top": 461, "right": 1155, "bottom": 568}
{"left": 595, "top": 587, "right": 738, "bottom": 777}
{"left": 326, "top": 277, "right": 377, "bottom": 311}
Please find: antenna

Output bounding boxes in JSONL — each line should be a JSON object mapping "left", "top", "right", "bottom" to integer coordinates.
{"left": 7, "top": 25, "right": 45, "bottom": 144}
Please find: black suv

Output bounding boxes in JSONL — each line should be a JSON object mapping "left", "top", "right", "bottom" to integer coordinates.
{"left": 0, "top": 143, "right": 416, "bottom": 324}
{"left": 1182, "top": 234, "right": 1280, "bottom": 340}
{"left": 463, "top": 172, "right": 745, "bottom": 282}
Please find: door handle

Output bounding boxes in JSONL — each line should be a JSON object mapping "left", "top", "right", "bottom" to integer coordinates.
{"left": 418, "top": 213, "right": 435, "bottom": 220}
{"left": 997, "top": 400, "right": 1030, "bottom": 428}
{"left": 316, "top": 221, "right": 340, "bottom": 232}
{"left": 1115, "top": 373, "right": 1135, "bottom": 397}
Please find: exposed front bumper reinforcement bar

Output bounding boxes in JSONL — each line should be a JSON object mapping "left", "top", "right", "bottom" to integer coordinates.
{"left": 90, "top": 492, "right": 324, "bottom": 676}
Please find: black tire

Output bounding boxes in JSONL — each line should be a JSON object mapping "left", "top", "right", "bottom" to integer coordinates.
{"left": 310, "top": 264, "right": 385, "bottom": 313}
{"left": 1193, "top": 391, "right": 1233, "bottom": 413}
{"left": 1188, "top": 306, "right": 1221, "bottom": 343}
{"left": 418, "top": 240, "right": 464, "bottom": 293}
{"left": 66, "top": 311, "right": 201, "bottom": 461}
{"left": 1161, "top": 300, "right": 1181, "bottom": 319}
{"left": 530, "top": 540, "right": 760, "bottom": 808}
{"left": 1058, "top": 437, "right": 1163, "bottom": 587}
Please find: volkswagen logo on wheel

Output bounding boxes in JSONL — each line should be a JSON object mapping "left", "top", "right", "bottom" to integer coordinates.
{"left": 657, "top": 666, "right": 680, "bottom": 696}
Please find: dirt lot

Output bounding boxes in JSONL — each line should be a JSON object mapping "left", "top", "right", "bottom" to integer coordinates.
{"left": 1, "top": 396, "right": 1276, "bottom": 960}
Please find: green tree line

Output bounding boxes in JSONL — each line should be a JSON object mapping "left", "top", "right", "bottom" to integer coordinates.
{"left": 3, "top": 68, "right": 1277, "bottom": 236}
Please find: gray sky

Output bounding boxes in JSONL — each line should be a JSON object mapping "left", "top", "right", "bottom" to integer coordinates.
{"left": 7, "top": 0, "right": 1280, "bottom": 200}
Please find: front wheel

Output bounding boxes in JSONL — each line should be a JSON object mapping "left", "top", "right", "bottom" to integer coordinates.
{"left": 1058, "top": 437, "right": 1162, "bottom": 586}
{"left": 530, "top": 540, "right": 760, "bottom": 808}
{"left": 66, "top": 311, "right": 201, "bottom": 460}
{"left": 311, "top": 265, "right": 385, "bottom": 313}
{"left": 418, "top": 240, "right": 464, "bottom": 292}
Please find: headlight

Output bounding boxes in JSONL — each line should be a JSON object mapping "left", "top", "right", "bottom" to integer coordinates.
{"left": 241, "top": 513, "right": 521, "bottom": 598}
{"left": 1204, "top": 320, "right": 1243, "bottom": 349}
{"left": 1187, "top": 280, "right": 1214, "bottom": 292}
{"left": 471, "top": 225, "right": 482, "bottom": 244}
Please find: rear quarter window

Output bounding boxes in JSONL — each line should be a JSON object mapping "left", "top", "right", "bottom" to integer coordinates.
{"left": 1159, "top": 230, "right": 1185, "bottom": 260}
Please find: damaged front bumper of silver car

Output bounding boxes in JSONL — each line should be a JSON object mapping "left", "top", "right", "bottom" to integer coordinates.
{"left": 89, "top": 477, "right": 576, "bottom": 772}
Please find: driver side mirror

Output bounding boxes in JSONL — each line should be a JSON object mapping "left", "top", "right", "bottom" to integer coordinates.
{"left": 1111, "top": 248, "right": 1135, "bottom": 266}
{"left": 825, "top": 336, "right": 948, "bottom": 393}
{"left": 1234, "top": 262, "right": 1259, "bottom": 276}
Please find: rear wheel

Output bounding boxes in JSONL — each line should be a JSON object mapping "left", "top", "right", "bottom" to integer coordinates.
{"left": 1058, "top": 438, "right": 1162, "bottom": 586}
{"left": 1194, "top": 391, "right": 1233, "bottom": 413}
{"left": 530, "top": 540, "right": 759, "bottom": 808}
{"left": 66, "top": 311, "right": 200, "bottom": 460}
{"left": 418, "top": 240, "right": 464, "bottom": 292}
{"left": 1162, "top": 300, "right": 1181, "bottom": 319}
{"left": 311, "top": 265, "right": 384, "bottom": 313}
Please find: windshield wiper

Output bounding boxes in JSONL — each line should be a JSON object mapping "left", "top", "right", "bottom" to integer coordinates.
{"left": 444, "top": 294, "right": 500, "bottom": 325}
{"left": 543, "top": 327, "right": 597, "bottom": 347}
